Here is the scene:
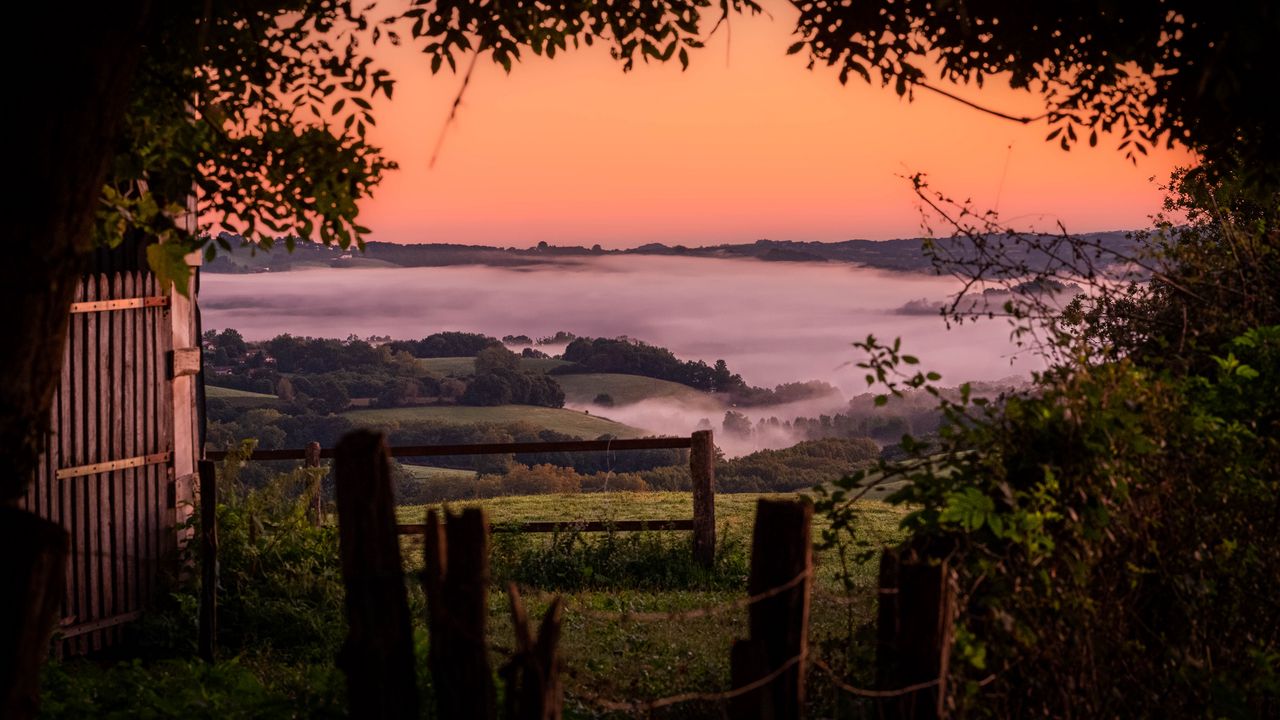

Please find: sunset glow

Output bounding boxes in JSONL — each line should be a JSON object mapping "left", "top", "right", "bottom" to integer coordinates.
{"left": 358, "top": 6, "right": 1192, "bottom": 248}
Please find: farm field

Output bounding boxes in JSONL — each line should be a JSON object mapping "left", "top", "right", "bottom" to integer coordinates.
{"left": 555, "top": 372, "right": 723, "bottom": 409}
{"left": 345, "top": 404, "right": 649, "bottom": 438}
{"left": 204, "top": 384, "right": 278, "bottom": 407}
{"left": 397, "top": 491, "right": 908, "bottom": 716}
{"left": 417, "top": 355, "right": 571, "bottom": 376}
{"left": 397, "top": 464, "right": 477, "bottom": 481}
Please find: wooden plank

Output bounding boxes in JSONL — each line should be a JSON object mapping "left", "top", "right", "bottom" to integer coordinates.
{"left": 83, "top": 275, "right": 100, "bottom": 650}
{"left": 158, "top": 278, "right": 175, "bottom": 546}
{"left": 94, "top": 273, "right": 111, "bottom": 649}
{"left": 690, "top": 429, "right": 716, "bottom": 567}
{"left": 56, "top": 452, "right": 172, "bottom": 480}
{"left": 206, "top": 436, "right": 695, "bottom": 462}
{"left": 399, "top": 519, "right": 694, "bottom": 535}
{"left": 334, "top": 431, "right": 420, "bottom": 719}
{"left": 59, "top": 610, "right": 143, "bottom": 639}
{"left": 140, "top": 272, "right": 155, "bottom": 607}
{"left": 121, "top": 270, "right": 137, "bottom": 618}
{"left": 168, "top": 347, "right": 201, "bottom": 378}
{"left": 60, "top": 280, "right": 79, "bottom": 655}
{"left": 67, "top": 295, "right": 168, "bottom": 313}
{"left": 107, "top": 270, "right": 123, "bottom": 638}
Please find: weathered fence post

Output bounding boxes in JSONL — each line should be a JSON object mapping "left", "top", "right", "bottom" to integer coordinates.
{"left": 730, "top": 498, "right": 813, "bottom": 720}
{"left": 197, "top": 460, "right": 218, "bottom": 663}
{"left": 304, "top": 440, "right": 322, "bottom": 526}
{"left": 690, "top": 429, "right": 716, "bottom": 567}
{"left": 422, "top": 507, "right": 496, "bottom": 720}
{"left": 875, "top": 544, "right": 953, "bottom": 720}
{"left": 502, "top": 583, "right": 565, "bottom": 720}
{"left": 334, "top": 430, "right": 419, "bottom": 720}
{"left": 0, "top": 508, "right": 68, "bottom": 720}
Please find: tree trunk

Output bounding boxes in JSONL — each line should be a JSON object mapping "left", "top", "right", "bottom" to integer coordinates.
{"left": 1, "top": 6, "right": 149, "bottom": 716}
{"left": 3, "top": 2, "right": 150, "bottom": 501}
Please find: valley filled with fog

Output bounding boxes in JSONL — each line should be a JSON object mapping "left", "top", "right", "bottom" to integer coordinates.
{"left": 203, "top": 255, "right": 1038, "bottom": 454}
{"left": 203, "top": 255, "right": 1037, "bottom": 390}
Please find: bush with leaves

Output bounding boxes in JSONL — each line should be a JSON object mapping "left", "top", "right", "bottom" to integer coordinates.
{"left": 817, "top": 169, "right": 1279, "bottom": 717}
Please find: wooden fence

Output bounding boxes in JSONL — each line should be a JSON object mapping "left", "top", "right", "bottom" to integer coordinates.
{"left": 200, "top": 429, "right": 954, "bottom": 718}
{"left": 207, "top": 432, "right": 718, "bottom": 557}
{"left": 19, "top": 267, "right": 197, "bottom": 655}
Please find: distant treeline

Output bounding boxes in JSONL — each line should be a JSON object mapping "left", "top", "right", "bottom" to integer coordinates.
{"left": 203, "top": 233, "right": 1144, "bottom": 275}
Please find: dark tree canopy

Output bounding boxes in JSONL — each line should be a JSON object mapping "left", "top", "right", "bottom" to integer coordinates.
{"left": 790, "top": 0, "right": 1278, "bottom": 186}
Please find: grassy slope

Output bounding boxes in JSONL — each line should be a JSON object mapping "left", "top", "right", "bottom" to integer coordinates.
{"left": 397, "top": 491, "right": 907, "bottom": 715}
{"left": 555, "top": 372, "right": 723, "bottom": 409}
{"left": 205, "top": 384, "right": 279, "bottom": 407}
{"left": 397, "top": 464, "right": 477, "bottom": 481}
{"left": 344, "top": 404, "right": 649, "bottom": 438}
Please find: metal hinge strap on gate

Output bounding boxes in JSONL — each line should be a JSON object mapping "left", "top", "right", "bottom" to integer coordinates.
{"left": 59, "top": 610, "right": 144, "bottom": 638}
{"left": 56, "top": 451, "right": 172, "bottom": 480}
{"left": 68, "top": 296, "right": 169, "bottom": 314}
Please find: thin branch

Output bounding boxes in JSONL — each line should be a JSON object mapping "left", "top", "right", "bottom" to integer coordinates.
{"left": 430, "top": 50, "right": 481, "bottom": 169}
{"left": 916, "top": 80, "right": 1048, "bottom": 125}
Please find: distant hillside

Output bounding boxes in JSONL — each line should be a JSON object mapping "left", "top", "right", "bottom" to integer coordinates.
{"left": 203, "top": 231, "right": 1143, "bottom": 275}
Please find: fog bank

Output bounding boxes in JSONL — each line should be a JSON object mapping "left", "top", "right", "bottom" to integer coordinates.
{"left": 202, "top": 255, "right": 1041, "bottom": 398}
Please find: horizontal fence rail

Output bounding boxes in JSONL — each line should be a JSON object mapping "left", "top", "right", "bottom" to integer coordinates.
{"left": 205, "top": 436, "right": 694, "bottom": 462}
{"left": 398, "top": 519, "right": 695, "bottom": 535}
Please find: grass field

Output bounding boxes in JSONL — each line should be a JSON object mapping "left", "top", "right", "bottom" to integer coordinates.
{"left": 344, "top": 404, "right": 649, "bottom": 438}
{"left": 396, "top": 491, "right": 908, "bottom": 716}
{"left": 555, "top": 372, "right": 723, "bottom": 409}
{"left": 397, "top": 464, "right": 477, "bottom": 481}
{"left": 417, "top": 356, "right": 571, "bottom": 377}
{"left": 205, "top": 384, "right": 279, "bottom": 407}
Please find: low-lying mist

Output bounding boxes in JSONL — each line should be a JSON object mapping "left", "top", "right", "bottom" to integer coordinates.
{"left": 203, "top": 255, "right": 1041, "bottom": 453}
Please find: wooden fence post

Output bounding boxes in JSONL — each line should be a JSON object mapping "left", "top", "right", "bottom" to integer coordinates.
{"left": 502, "top": 583, "right": 564, "bottom": 720}
{"left": 875, "top": 545, "right": 953, "bottom": 720}
{"left": 690, "top": 430, "right": 716, "bottom": 568}
{"left": 334, "top": 430, "right": 419, "bottom": 720}
{"left": 197, "top": 460, "right": 217, "bottom": 663}
{"left": 0, "top": 508, "right": 69, "bottom": 720}
{"left": 730, "top": 498, "right": 812, "bottom": 720}
{"left": 304, "top": 440, "right": 322, "bottom": 526}
{"left": 421, "top": 507, "right": 496, "bottom": 720}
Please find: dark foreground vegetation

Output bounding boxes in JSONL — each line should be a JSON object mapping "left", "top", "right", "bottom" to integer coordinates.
{"left": 39, "top": 457, "right": 903, "bottom": 718}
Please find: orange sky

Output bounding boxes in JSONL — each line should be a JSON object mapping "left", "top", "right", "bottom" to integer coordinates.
{"left": 358, "top": 5, "right": 1192, "bottom": 248}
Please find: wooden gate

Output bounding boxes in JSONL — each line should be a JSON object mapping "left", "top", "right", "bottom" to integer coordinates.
{"left": 19, "top": 242, "right": 202, "bottom": 655}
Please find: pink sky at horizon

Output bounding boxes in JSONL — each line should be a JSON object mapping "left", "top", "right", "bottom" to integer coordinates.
{"left": 356, "top": 6, "right": 1192, "bottom": 249}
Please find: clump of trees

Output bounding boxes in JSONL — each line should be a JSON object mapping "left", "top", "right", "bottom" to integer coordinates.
{"left": 386, "top": 331, "right": 500, "bottom": 358}
{"left": 557, "top": 336, "right": 839, "bottom": 405}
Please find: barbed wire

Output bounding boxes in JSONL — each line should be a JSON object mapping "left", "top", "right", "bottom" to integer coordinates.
{"left": 564, "top": 568, "right": 811, "bottom": 623}
{"left": 572, "top": 653, "right": 804, "bottom": 714}
{"left": 810, "top": 657, "right": 940, "bottom": 698}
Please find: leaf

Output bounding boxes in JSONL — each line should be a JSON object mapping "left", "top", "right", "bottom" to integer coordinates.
{"left": 146, "top": 242, "right": 193, "bottom": 297}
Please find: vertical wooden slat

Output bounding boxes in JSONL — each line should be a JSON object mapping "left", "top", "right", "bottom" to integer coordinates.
{"left": 97, "top": 273, "right": 113, "bottom": 648}
{"left": 109, "top": 273, "right": 125, "bottom": 643}
{"left": 134, "top": 270, "right": 147, "bottom": 613}
{"left": 121, "top": 271, "right": 136, "bottom": 618}
{"left": 142, "top": 272, "right": 156, "bottom": 604}
{"left": 83, "top": 271, "right": 100, "bottom": 648}
{"left": 158, "top": 272, "right": 174, "bottom": 555}
{"left": 60, "top": 280, "right": 79, "bottom": 655}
